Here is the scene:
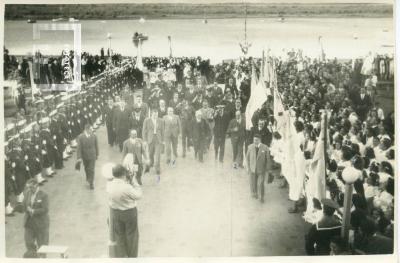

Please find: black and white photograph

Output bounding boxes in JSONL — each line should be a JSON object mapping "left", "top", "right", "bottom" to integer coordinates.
{"left": 1, "top": 0, "right": 397, "bottom": 260}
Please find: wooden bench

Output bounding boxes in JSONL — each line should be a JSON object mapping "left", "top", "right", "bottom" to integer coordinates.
{"left": 37, "top": 245, "right": 68, "bottom": 258}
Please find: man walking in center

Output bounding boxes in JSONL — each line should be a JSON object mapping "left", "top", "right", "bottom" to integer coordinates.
{"left": 77, "top": 123, "right": 99, "bottom": 190}
{"left": 163, "top": 107, "right": 181, "bottom": 166}
{"left": 227, "top": 110, "right": 246, "bottom": 169}
{"left": 142, "top": 109, "right": 164, "bottom": 179}
{"left": 245, "top": 134, "right": 272, "bottom": 203}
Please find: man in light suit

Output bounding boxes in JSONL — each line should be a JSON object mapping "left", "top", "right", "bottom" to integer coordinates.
{"left": 77, "top": 123, "right": 99, "bottom": 190}
{"left": 122, "top": 129, "right": 148, "bottom": 185}
{"left": 142, "top": 109, "right": 164, "bottom": 178}
{"left": 163, "top": 107, "right": 181, "bottom": 166}
{"left": 23, "top": 178, "right": 49, "bottom": 257}
{"left": 246, "top": 134, "right": 272, "bottom": 203}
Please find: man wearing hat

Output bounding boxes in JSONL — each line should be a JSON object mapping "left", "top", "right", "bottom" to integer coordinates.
{"left": 39, "top": 117, "right": 56, "bottom": 178}
{"left": 23, "top": 178, "right": 50, "bottom": 256}
{"left": 305, "top": 198, "right": 341, "bottom": 255}
{"left": 8, "top": 134, "right": 30, "bottom": 208}
{"left": 20, "top": 125, "right": 45, "bottom": 184}
{"left": 5, "top": 143, "right": 15, "bottom": 216}
{"left": 49, "top": 111, "right": 64, "bottom": 169}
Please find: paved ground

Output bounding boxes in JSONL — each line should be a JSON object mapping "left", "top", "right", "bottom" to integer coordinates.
{"left": 5, "top": 124, "right": 308, "bottom": 258}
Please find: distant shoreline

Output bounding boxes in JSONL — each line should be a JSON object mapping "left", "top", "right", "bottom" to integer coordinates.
{"left": 5, "top": 3, "right": 393, "bottom": 20}
{"left": 6, "top": 14, "right": 393, "bottom": 21}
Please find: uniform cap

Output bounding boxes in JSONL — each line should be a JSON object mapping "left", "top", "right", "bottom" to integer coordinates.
{"left": 49, "top": 110, "right": 57, "bottom": 117}
{"left": 6, "top": 123, "right": 15, "bottom": 131}
{"left": 40, "top": 117, "right": 50, "bottom": 124}
{"left": 56, "top": 103, "right": 65, "bottom": 109}
{"left": 17, "top": 119, "right": 26, "bottom": 127}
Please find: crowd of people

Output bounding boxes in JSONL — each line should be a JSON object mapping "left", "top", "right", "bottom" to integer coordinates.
{"left": 4, "top": 49, "right": 395, "bottom": 257}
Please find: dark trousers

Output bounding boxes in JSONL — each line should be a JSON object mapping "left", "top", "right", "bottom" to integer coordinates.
{"left": 193, "top": 138, "right": 205, "bottom": 162}
{"left": 231, "top": 138, "right": 244, "bottom": 165}
{"left": 181, "top": 123, "right": 192, "bottom": 156}
{"left": 106, "top": 124, "right": 115, "bottom": 146}
{"left": 83, "top": 159, "right": 95, "bottom": 184}
{"left": 250, "top": 172, "right": 265, "bottom": 199}
{"left": 24, "top": 225, "right": 49, "bottom": 254}
{"left": 135, "top": 164, "right": 143, "bottom": 184}
{"left": 213, "top": 135, "right": 225, "bottom": 162}
{"left": 112, "top": 208, "right": 139, "bottom": 258}
{"left": 54, "top": 146, "right": 63, "bottom": 169}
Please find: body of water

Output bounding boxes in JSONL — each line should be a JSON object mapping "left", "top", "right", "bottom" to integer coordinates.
{"left": 5, "top": 17, "right": 394, "bottom": 63}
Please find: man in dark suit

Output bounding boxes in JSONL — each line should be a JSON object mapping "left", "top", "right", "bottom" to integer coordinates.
{"left": 353, "top": 87, "right": 372, "bottom": 121}
{"left": 213, "top": 105, "right": 230, "bottom": 162}
{"left": 210, "top": 82, "right": 224, "bottom": 103}
{"left": 227, "top": 111, "right": 246, "bottom": 168}
{"left": 157, "top": 99, "right": 167, "bottom": 118}
{"left": 224, "top": 77, "right": 238, "bottom": 99}
{"left": 192, "top": 110, "right": 210, "bottom": 162}
{"left": 130, "top": 108, "right": 145, "bottom": 139}
{"left": 104, "top": 99, "right": 115, "bottom": 146}
{"left": 77, "top": 124, "right": 99, "bottom": 189}
{"left": 113, "top": 100, "right": 131, "bottom": 152}
{"left": 133, "top": 95, "right": 149, "bottom": 119}
{"left": 178, "top": 99, "right": 194, "bottom": 158}
{"left": 23, "top": 178, "right": 49, "bottom": 257}
{"left": 142, "top": 109, "right": 164, "bottom": 178}
{"left": 245, "top": 134, "right": 272, "bottom": 203}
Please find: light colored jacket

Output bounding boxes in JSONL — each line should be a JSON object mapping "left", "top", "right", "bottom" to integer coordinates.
{"left": 163, "top": 114, "right": 181, "bottom": 137}
{"left": 246, "top": 143, "right": 271, "bottom": 175}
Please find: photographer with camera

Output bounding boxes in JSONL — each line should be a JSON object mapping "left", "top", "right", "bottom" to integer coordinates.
{"left": 107, "top": 164, "right": 142, "bottom": 258}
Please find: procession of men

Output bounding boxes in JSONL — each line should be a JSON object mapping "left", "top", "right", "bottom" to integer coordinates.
{"left": 4, "top": 49, "right": 395, "bottom": 257}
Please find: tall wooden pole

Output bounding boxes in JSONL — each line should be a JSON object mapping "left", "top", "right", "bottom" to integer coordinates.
{"left": 341, "top": 184, "right": 353, "bottom": 243}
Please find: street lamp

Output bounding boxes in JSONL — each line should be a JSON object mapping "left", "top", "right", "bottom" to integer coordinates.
{"left": 341, "top": 166, "right": 362, "bottom": 243}
{"left": 107, "top": 33, "right": 112, "bottom": 57}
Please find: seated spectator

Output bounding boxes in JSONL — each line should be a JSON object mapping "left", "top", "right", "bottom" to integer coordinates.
{"left": 370, "top": 207, "right": 390, "bottom": 235}
{"left": 354, "top": 217, "right": 393, "bottom": 254}
{"left": 305, "top": 198, "right": 341, "bottom": 255}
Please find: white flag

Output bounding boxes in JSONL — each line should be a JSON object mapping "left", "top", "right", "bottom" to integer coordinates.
{"left": 245, "top": 67, "right": 268, "bottom": 129}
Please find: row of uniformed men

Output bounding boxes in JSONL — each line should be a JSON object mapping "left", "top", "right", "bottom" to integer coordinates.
{"left": 4, "top": 67, "right": 132, "bottom": 215}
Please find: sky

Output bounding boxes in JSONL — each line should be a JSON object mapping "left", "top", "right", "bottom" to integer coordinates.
{"left": 5, "top": 0, "right": 394, "bottom": 4}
